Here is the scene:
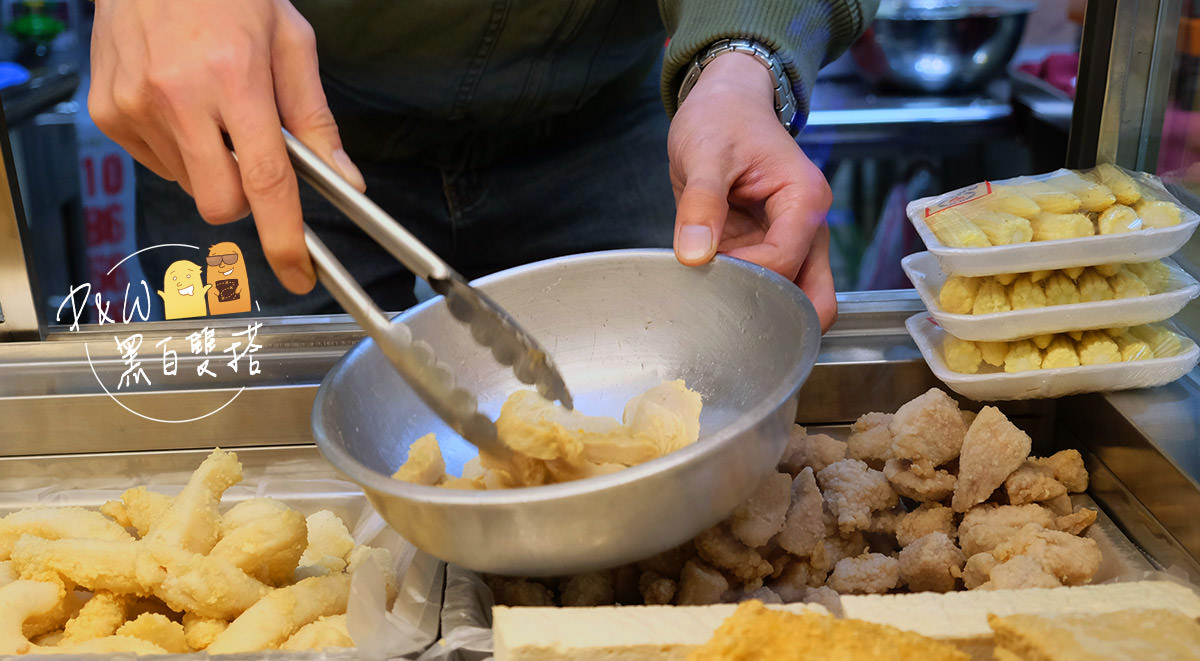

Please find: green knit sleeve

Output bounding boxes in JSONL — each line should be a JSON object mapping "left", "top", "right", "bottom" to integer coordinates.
{"left": 658, "top": 0, "right": 879, "bottom": 127}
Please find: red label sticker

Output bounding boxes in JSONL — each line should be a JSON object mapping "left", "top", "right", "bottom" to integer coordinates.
{"left": 925, "top": 181, "right": 993, "bottom": 218}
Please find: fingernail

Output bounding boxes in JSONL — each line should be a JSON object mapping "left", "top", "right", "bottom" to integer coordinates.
{"left": 678, "top": 225, "right": 713, "bottom": 261}
{"left": 332, "top": 149, "right": 366, "bottom": 191}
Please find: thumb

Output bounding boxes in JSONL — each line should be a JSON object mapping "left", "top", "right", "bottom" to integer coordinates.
{"left": 674, "top": 176, "right": 729, "bottom": 266}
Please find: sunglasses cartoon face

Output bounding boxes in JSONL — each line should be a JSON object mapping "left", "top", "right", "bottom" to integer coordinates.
{"left": 206, "top": 253, "right": 238, "bottom": 266}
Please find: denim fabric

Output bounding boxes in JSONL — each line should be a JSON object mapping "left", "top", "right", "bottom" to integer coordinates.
{"left": 134, "top": 81, "right": 675, "bottom": 317}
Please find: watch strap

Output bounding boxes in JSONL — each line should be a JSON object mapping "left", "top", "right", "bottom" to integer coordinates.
{"left": 676, "top": 38, "right": 800, "bottom": 136}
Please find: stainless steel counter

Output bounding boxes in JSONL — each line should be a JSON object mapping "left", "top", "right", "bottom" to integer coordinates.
{"left": 1, "top": 290, "right": 1197, "bottom": 583}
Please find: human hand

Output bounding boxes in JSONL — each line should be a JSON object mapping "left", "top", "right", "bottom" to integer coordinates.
{"left": 88, "top": 0, "right": 365, "bottom": 295}
{"left": 668, "top": 53, "right": 836, "bottom": 331}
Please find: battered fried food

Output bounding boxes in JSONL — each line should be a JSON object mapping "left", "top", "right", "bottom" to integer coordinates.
{"left": 846, "top": 412, "right": 894, "bottom": 467}
{"left": 958, "top": 504, "right": 1057, "bottom": 557}
{"left": 888, "top": 388, "right": 968, "bottom": 470}
{"left": 60, "top": 590, "right": 127, "bottom": 644}
{"left": 210, "top": 497, "right": 307, "bottom": 586}
{"left": 280, "top": 614, "right": 354, "bottom": 651}
{"left": 896, "top": 503, "right": 957, "bottom": 548}
{"left": 817, "top": 460, "right": 898, "bottom": 535}
{"left": 143, "top": 448, "right": 242, "bottom": 554}
{"left": 100, "top": 487, "right": 172, "bottom": 538}
{"left": 205, "top": 574, "right": 351, "bottom": 654}
{"left": 782, "top": 432, "right": 848, "bottom": 474}
{"left": 677, "top": 560, "right": 730, "bottom": 606}
{"left": 776, "top": 468, "right": 825, "bottom": 556}
{"left": 990, "top": 524, "right": 1102, "bottom": 587}
{"left": 688, "top": 600, "right": 967, "bottom": 661}
{"left": 729, "top": 472, "right": 792, "bottom": 548}
{"left": 0, "top": 507, "right": 133, "bottom": 560}
{"left": 898, "top": 532, "right": 965, "bottom": 593}
{"left": 10, "top": 536, "right": 143, "bottom": 595}
{"left": 952, "top": 406, "right": 1031, "bottom": 512}
{"left": 1004, "top": 462, "right": 1068, "bottom": 505}
{"left": 115, "top": 612, "right": 189, "bottom": 653}
{"left": 296, "top": 509, "right": 357, "bottom": 578}
{"left": 694, "top": 526, "right": 773, "bottom": 588}
{"left": 884, "top": 459, "right": 956, "bottom": 502}
{"left": 1029, "top": 450, "right": 1089, "bottom": 493}
{"left": 0, "top": 579, "right": 61, "bottom": 654}
{"left": 826, "top": 553, "right": 900, "bottom": 595}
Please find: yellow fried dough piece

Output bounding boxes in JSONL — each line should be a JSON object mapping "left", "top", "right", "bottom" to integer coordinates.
{"left": 0, "top": 580, "right": 60, "bottom": 654}
{"left": 1031, "top": 334, "right": 1055, "bottom": 350}
{"left": 391, "top": 433, "right": 446, "bottom": 486}
{"left": 60, "top": 591, "right": 127, "bottom": 644}
{"left": 295, "top": 510, "right": 356, "bottom": 579}
{"left": 100, "top": 487, "right": 173, "bottom": 538}
{"left": 938, "top": 276, "right": 980, "bottom": 314}
{"left": 0, "top": 507, "right": 133, "bottom": 561}
{"left": 137, "top": 542, "right": 270, "bottom": 621}
{"left": 1129, "top": 324, "right": 1185, "bottom": 357}
{"left": 1076, "top": 268, "right": 1114, "bottom": 302}
{"left": 1127, "top": 261, "right": 1171, "bottom": 294}
{"left": 182, "top": 613, "right": 227, "bottom": 651}
{"left": 1097, "top": 204, "right": 1142, "bottom": 234}
{"left": 971, "top": 210, "right": 1034, "bottom": 245}
{"left": 1042, "top": 273, "right": 1081, "bottom": 306}
{"left": 943, "top": 336, "right": 982, "bottom": 374}
{"left": 688, "top": 600, "right": 966, "bottom": 661}
{"left": 1135, "top": 199, "right": 1183, "bottom": 228}
{"left": 1030, "top": 212, "right": 1095, "bottom": 241}
{"left": 978, "top": 341, "right": 1009, "bottom": 368}
{"left": 1008, "top": 274, "right": 1047, "bottom": 310}
{"left": 279, "top": 614, "right": 354, "bottom": 651}
{"left": 143, "top": 448, "right": 243, "bottom": 555}
{"left": 206, "top": 573, "right": 351, "bottom": 654}
{"left": 10, "top": 536, "right": 142, "bottom": 595}
{"left": 1110, "top": 267, "right": 1150, "bottom": 298}
{"left": 1041, "top": 336, "right": 1081, "bottom": 369}
{"left": 924, "top": 208, "right": 991, "bottom": 248}
{"left": 971, "top": 278, "right": 1010, "bottom": 314}
{"left": 114, "top": 612, "right": 190, "bottom": 653}
{"left": 211, "top": 498, "right": 307, "bottom": 586}
{"left": 1091, "top": 163, "right": 1143, "bottom": 205}
{"left": 1003, "top": 340, "right": 1042, "bottom": 373}
{"left": 1114, "top": 332, "right": 1153, "bottom": 361}
{"left": 1045, "top": 171, "right": 1116, "bottom": 212}
{"left": 1078, "top": 331, "right": 1121, "bottom": 365}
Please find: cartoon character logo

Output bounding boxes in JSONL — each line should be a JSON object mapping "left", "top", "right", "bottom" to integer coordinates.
{"left": 205, "top": 241, "right": 252, "bottom": 315}
{"left": 157, "top": 260, "right": 210, "bottom": 320}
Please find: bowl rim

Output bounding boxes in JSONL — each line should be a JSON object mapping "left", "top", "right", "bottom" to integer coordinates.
{"left": 311, "top": 248, "right": 821, "bottom": 506}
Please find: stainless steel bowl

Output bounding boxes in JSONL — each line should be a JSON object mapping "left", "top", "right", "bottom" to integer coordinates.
{"left": 851, "top": 0, "right": 1033, "bottom": 93}
{"left": 312, "top": 249, "right": 821, "bottom": 576}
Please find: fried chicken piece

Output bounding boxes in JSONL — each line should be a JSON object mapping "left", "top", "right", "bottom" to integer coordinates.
{"left": 1042, "top": 493, "right": 1074, "bottom": 516}
{"left": 279, "top": 614, "right": 354, "bottom": 651}
{"left": 115, "top": 612, "right": 190, "bottom": 653}
{"left": 865, "top": 506, "right": 905, "bottom": 536}
{"left": 952, "top": 406, "right": 1031, "bottom": 512}
{"left": 777, "top": 467, "right": 825, "bottom": 556}
{"left": 635, "top": 543, "right": 693, "bottom": 580}
{"left": 390, "top": 433, "right": 446, "bottom": 486}
{"left": 294, "top": 510, "right": 356, "bottom": 579}
{"left": 210, "top": 498, "right": 307, "bottom": 586}
{"left": 847, "top": 412, "right": 894, "bottom": 468}
{"left": 768, "top": 561, "right": 811, "bottom": 602}
{"left": 777, "top": 425, "right": 809, "bottom": 476}
{"left": 958, "top": 504, "right": 1057, "bottom": 556}
{"left": 810, "top": 533, "right": 868, "bottom": 579}
{"left": 961, "top": 552, "right": 997, "bottom": 589}
{"left": 1029, "top": 449, "right": 1088, "bottom": 492}
{"left": 100, "top": 487, "right": 173, "bottom": 538}
{"left": 637, "top": 571, "right": 676, "bottom": 605}
{"left": 884, "top": 459, "right": 956, "bottom": 502}
{"left": 1004, "top": 462, "right": 1067, "bottom": 505}
{"left": 729, "top": 472, "right": 793, "bottom": 548}
{"left": 781, "top": 432, "right": 847, "bottom": 475}
{"left": 181, "top": 613, "right": 227, "bottom": 651}
{"left": 802, "top": 586, "right": 843, "bottom": 616}
{"left": 0, "top": 507, "right": 133, "bottom": 561}
{"left": 816, "top": 460, "right": 898, "bottom": 535}
{"left": 676, "top": 559, "right": 729, "bottom": 606}
{"left": 10, "top": 536, "right": 142, "bottom": 595}
{"left": 736, "top": 586, "right": 782, "bottom": 604}
{"left": 0, "top": 580, "right": 60, "bottom": 655}
{"left": 898, "top": 532, "right": 964, "bottom": 593}
{"left": 888, "top": 388, "right": 968, "bottom": 469}
{"left": 137, "top": 543, "right": 271, "bottom": 620}
{"left": 990, "top": 524, "right": 1102, "bottom": 587}
{"left": 60, "top": 591, "right": 127, "bottom": 644}
{"left": 896, "top": 503, "right": 956, "bottom": 548}
{"left": 980, "top": 554, "right": 1063, "bottom": 590}
{"left": 1056, "top": 508, "right": 1098, "bottom": 536}
{"left": 205, "top": 573, "right": 350, "bottom": 654}
{"left": 694, "top": 526, "right": 773, "bottom": 588}
{"left": 825, "top": 553, "right": 900, "bottom": 594}
{"left": 560, "top": 571, "right": 615, "bottom": 607}
{"left": 489, "top": 577, "right": 555, "bottom": 606}
{"left": 143, "top": 449, "right": 243, "bottom": 555}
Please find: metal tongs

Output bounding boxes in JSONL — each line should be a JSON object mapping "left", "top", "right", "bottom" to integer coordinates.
{"left": 266, "top": 130, "right": 573, "bottom": 457}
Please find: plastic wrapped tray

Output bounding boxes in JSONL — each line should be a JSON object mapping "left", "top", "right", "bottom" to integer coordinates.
{"left": 906, "top": 313, "right": 1200, "bottom": 401}
{"left": 907, "top": 168, "right": 1200, "bottom": 277}
{"left": 901, "top": 252, "right": 1200, "bottom": 342}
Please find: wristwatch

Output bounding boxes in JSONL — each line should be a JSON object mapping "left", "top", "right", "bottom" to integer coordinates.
{"left": 676, "top": 38, "right": 800, "bottom": 136}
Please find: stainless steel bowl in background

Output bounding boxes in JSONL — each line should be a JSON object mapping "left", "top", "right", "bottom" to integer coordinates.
{"left": 851, "top": 0, "right": 1034, "bottom": 93}
{"left": 312, "top": 249, "right": 821, "bottom": 576}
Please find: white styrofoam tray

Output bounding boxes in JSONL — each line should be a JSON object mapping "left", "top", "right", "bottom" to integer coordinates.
{"left": 901, "top": 252, "right": 1200, "bottom": 342}
{"left": 906, "top": 313, "right": 1200, "bottom": 401}
{"left": 906, "top": 197, "right": 1200, "bottom": 278}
